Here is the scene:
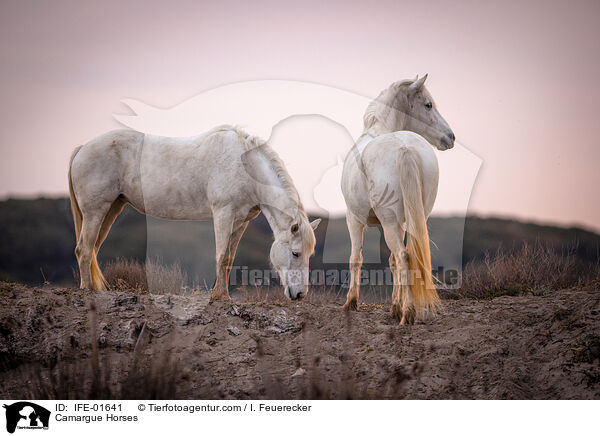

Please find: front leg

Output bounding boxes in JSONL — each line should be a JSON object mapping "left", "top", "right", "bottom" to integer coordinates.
{"left": 211, "top": 208, "right": 235, "bottom": 302}
{"left": 343, "top": 213, "right": 365, "bottom": 311}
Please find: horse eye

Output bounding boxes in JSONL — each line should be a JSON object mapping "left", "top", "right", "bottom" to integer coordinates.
{"left": 292, "top": 251, "right": 300, "bottom": 258}
{"left": 425, "top": 102, "right": 432, "bottom": 109}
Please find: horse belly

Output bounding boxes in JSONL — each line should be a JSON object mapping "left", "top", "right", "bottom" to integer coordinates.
{"left": 135, "top": 186, "right": 212, "bottom": 220}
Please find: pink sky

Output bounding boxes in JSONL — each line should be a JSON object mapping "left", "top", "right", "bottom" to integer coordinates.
{"left": 1, "top": 0, "right": 599, "bottom": 231}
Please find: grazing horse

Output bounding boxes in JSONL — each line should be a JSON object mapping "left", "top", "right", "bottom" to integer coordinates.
{"left": 341, "top": 75, "right": 455, "bottom": 323}
{"left": 69, "top": 125, "right": 321, "bottom": 301}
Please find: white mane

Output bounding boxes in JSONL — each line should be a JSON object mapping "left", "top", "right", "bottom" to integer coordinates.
{"left": 362, "top": 79, "right": 413, "bottom": 131}
{"left": 232, "top": 127, "right": 314, "bottom": 251}
{"left": 233, "top": 127, "right": 304, "bottom": 212}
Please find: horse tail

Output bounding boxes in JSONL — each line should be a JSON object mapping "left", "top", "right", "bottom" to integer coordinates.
{"left": 397, "top": 147, "right": 441, "bottom": 314}
{"left": 69, "top": 146, "right": 107, "bottom": 290}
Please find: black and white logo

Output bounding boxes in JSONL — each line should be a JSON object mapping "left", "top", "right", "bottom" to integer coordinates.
{"left": 3, "top": 402, "right": 50, "bottom": 433}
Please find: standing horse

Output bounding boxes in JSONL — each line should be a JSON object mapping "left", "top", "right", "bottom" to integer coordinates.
{"left": 69, "top": 125, "right": 320, "bottom": 301}
{"left": 341, "top": 75, "right": 455, "bottom": 323}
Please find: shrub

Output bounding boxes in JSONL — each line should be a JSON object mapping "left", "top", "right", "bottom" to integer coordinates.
{"left": 104, "top": 258, "right": 147, "bottom": 292}
{"left": 146, "top": 260, "right": 188, "bottom": 295}
{"left": 103, "top": 258, "right": 188, "bottom": 295}
{"left": 452, "top": 242, "right": 595, "bottom": 299}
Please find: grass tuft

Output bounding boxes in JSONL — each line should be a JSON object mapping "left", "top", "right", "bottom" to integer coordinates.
{"left": 447, "top": 243, "right": 598, "bottom": 299}
{"left": 103, "top": 258, "right": 188, "bottom": 295}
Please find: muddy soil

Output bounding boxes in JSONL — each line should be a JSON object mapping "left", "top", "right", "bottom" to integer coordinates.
{"left": 0, "top": 282, "right": 599, "bottom": 399}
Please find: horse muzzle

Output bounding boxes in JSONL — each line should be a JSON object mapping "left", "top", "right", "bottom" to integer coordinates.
{"left": 438, "top": 132, "right": 455, "bottom": 150}
{"left": 284, "top": 286, "right": 306, "bottom": 300}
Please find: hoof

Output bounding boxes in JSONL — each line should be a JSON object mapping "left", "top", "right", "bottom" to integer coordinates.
{"left": 343, "top": 299, "right": 358, "bottom": 311}
{"left": 400, "top": 306, "right": 416, "bottom": 325}
{"left": 391, "top": 304, "right": 415, "bottom": 324}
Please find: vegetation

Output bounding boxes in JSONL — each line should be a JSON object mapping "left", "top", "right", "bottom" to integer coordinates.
{"left": 445, "top": 243, "right": 599, "bottom": 299}
{"left": 103, "top": 258, "right": 189, "bottom": 295}
{"left": 1, "top": 198, "right": 599, "bottom": 293}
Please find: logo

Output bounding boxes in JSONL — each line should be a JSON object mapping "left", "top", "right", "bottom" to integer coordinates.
{"left": 3, "top": 402, "right": 50, "bottom": 433}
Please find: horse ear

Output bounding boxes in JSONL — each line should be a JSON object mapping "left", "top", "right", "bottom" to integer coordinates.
{"left": 409, "top": 73, "right": 428, "bottom": 92}
{"left": 310, "top": 218, "right": 322, "bottom": 230}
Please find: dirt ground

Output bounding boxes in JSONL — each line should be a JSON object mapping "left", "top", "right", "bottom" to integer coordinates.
{"left": 0, "top": 281, "right": 599, "bottom": 399}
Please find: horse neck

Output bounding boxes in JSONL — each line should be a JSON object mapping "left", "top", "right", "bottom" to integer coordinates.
{"left": 363, "top": 115, "right": 407, "bottom": 138}
{"left": 363, "top": 91, "right": 408, "bottom": 137}
{"left": 255, "top": 184, "right": 301, "bottom": 239}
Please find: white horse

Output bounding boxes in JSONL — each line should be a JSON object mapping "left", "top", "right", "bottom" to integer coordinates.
{"left": 68, "top": 125, "right": 321, "bottom": 301}
{"left": 341, "top": 75, "right": 455, "bottom": 324}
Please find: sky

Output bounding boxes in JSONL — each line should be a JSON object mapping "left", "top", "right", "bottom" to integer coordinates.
{"left": 1, "top": 0, "right": 599, "bottom": 231}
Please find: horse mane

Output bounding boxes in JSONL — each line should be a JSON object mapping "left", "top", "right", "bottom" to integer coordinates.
{"left": 362, "top": 79, "right": 413, "bottom": 131}
{"left": 234, "top": 128, "right": 301, "bottom": 204}
{"left": 232, "top": 126, "right": 315, "bottom": 249}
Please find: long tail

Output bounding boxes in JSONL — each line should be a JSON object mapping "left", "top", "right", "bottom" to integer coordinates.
{"left": 69, "top": 146, "right": 107, "bottom": 290}
{"left": 397, "top": 147, "right": 441, "bottom": 313}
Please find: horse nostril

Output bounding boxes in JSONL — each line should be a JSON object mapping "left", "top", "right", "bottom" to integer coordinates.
{"left": 449, "top": 132, "right": 456, "bottom": 142}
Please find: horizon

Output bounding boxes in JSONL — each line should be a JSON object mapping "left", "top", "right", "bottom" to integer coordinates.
{"left": 2, "top": 193, "right": 598, "bottom": 235}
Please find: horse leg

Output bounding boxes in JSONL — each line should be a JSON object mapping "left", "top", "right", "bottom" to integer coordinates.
{"left": 95, "top": 198, "right": 126, "bottom": 254}
{"left": 398, "top": 247, "right": 414, "bottom": 324}
{"left": 228, "top": 221, "right": 248, "bottom": 267}
{"left": 210, "top": 208, "right": 235, "bottom": 302}
{"left": 381, "top": 222, "right": 414, "bottom": 324}
{"left": 221, "top": 220, "right": 249, "bottom": 289}
{"left": 75, "top": 208, "right": 109, "bottom": 289}
{"left": 343, "top": 212, "right": 365, "bottom": 311}
{"left": 89, "top": 198, "right": 127, "bottom": 288}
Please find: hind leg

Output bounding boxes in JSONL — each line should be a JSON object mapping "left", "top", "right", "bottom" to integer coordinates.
{"left": 76, "top": 209, "right": 108, "bottom": 289}
{"left": 381, "top": 221, "right": 414, "bottom": 324}
{"left": 95, "top": 198, "right": 126, "bottom": 253}
{"left": 91, "top": 199, "right": 127, "bottom": 288}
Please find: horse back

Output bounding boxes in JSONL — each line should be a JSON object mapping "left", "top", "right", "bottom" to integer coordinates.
{"left": 355, "top": 132, "right": 439, "bottom": 221}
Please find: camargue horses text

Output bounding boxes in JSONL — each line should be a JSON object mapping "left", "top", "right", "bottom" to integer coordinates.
{"left": 69, "top": 126, "right": 320, "bottom": 301}
{"left": 341, "top": 75, "right": 454, "bottom": 323}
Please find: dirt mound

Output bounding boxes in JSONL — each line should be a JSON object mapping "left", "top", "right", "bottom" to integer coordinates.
{"left": 0, "top": 282, "right": 598, "bottom": 399}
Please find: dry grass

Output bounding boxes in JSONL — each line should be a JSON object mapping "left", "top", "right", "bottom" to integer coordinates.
{"left": 146, "top": 260, "right": 188, "bottom": 295}
{"left": 103, "top": 258, "right": 188, "bottom": 295}
{"left": 97, "top": 242, "right": 599, "bottom": 303}
{"left": 104, "top": 258, "right": 147, "bottom": 292}
{"left": 449, "top": 243, "right": 597, "bottom": 299}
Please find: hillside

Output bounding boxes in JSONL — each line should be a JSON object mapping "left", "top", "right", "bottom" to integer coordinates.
{"left": 0, "top": 197, "right": 599, "bottom": 287}
{"left": 0, "top": 281, "right": 598, "bottom": 399}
